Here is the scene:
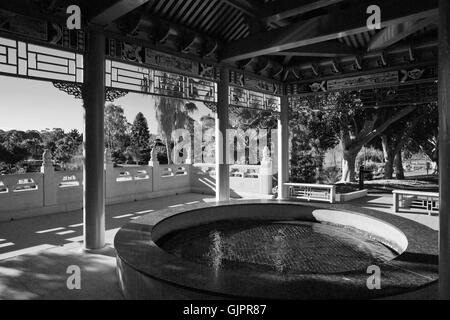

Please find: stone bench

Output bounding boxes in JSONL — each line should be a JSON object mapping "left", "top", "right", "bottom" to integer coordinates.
{"left": 392, "top": 189, "right": 439, "bottom": 215}
{"left": 285, "top": 183, "right": 336, "bottom": 204}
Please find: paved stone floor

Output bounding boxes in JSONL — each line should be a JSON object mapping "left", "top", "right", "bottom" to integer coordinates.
{"left": 0, "top": 192, "right": 439, "bottom": 300}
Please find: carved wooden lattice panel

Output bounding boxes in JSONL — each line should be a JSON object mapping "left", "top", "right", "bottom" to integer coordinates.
{"left": 105, "top": 59, "right": 217, "bottom": 104}
{"left": 0, "top": 36, "right": 83, "bottom": 83}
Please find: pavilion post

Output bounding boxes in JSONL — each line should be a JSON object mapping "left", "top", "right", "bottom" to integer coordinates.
{"left": 215, "top": 66, "right": 230, "bottom": 201}
{"left": 278, "top": 95, "right": 289, "bottom": 199}
{"left": 439, "top": 0, "right": 450, "bottom": 300}
{"left": 82, "top": 28, "right": 106, "bottom": 250}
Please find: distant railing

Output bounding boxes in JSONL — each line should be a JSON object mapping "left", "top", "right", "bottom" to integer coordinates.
{"left": 285, "top": 183, "right": 336, "bottom": 204}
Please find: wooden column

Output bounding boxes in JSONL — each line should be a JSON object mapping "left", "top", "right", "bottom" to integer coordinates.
{"left": 215, "top": 66, "right": 230, "bottom": 201}
{"left": 82, "top": 29, "right": 106, "bottom": 250}
{"left": 278, "top": 95, "right": 289, "bottom": 199}
{"left": 439, "top": 0, "right": 450, "bottom": 300}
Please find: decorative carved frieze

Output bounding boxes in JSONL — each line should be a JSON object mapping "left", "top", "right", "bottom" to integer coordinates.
{"left": 122, "top": 42, "right": 144, "bottom": 63}
{"left": 0, "top": 8, "right": 85, "bottom": 51}
{"left": 229, "top": 69, "right": 281, "bottom": 97}
{"left": 108, "top": 38, "right": 220, "bottom": 81}
{"left": 244, "top": 75, "right": 281, "bottom": 95}
{"left": 145, "top": 49, "right": 196, "bottom": 74}
{"left": 229, "top": 86, "right": 280, "bottom": 112}
{"left": 287, "top": 64, "right": 437, "bottom": 95}
{"left": 229, "top": 70, "right": 244, "bottom": 87}
{"left": 292, "top": 82, "right": 437, "bottom": 109}
{"left": 0, "top": 9, "right": 47, "bottom": 41}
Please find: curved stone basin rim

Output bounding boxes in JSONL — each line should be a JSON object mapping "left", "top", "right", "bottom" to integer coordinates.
{"left": 151, "top": 204, "right": 408, "bottom": 255}
{"left": 114, "top": 200, "right": 438, "bottom": 299}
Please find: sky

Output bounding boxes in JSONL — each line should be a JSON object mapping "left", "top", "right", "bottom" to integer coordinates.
{"left": 0, "top": 75, "right": 213, "bottom": 134}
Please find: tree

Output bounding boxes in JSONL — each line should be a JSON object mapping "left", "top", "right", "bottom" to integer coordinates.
{"left": 53, "top": 129, "right": 83, "bottom": 167}
{"left": 193, "top": 114, "right": 215, "bottom": 163}
{"left": 104, "top": 104, "right": 131, "bottom": 161}
{"left": 228, "top": 106, "right": 279, "bottom": 164}
{"left": 379, "top": 109, "right": 425, "bottom": 179}
{"left": 40, "top": 128, "right": 66, "bottom": 154}
{"left": 289, "top": 96, "right": 340, "bottom": 182}
{"left": 22, "top": 130, "right": 43, "bottom": 159}
{"left": 153, "top": 73, "right": 198, "bottom": 164}
{"left": 130, "top": 112, "right": 151, "bottom": 163}
{"left": 0, "top": 142, "right": 29, "bottom": 171}
{"left": 0, "top": 143, "right": 11, "bottom": 163}
{"left": 325, "top": 92, "right": 416, "bottom": 182}
{"left": 292, "top": 92, "right": 417, "bottom": 183}
{"left": 408, "top": 103, "right": 439, "bottom": 171}
{"left": 0, "top": 128, "right": 84, "bottom": 173}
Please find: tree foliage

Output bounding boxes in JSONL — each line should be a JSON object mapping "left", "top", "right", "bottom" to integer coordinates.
{"left": 289, "top": 91, "right": 417, "bottom": 182}
{"left": 104, "top": 104, "right": 131, "bottom": 162}
{"left": 130, "top": 112, "right": 151, "bottom": 163}
{"left": 289, "top": 95, "right": 340, "bottom": 182}
{"left": 53, "top": 129, "right": 83, "bottom": 167}
{"left": 154, "top": 96, "right": 198, "bottom": 164}
{"left": 0, "top": 128, "right": 83, "bottom": 173}
{"left": 408, "top": 103, "right": 439, "bottom": 168}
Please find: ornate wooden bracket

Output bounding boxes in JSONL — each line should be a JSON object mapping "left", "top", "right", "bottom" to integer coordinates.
{"left": 53, "top": 82, "right": 129, "bottom": 102}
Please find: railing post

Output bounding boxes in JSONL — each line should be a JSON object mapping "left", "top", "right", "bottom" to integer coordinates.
{"left": 149, "top": 148, "right": 160, "bottom": 192}
{"left": 330, "top": 185, "right": 336, "bottom": 204}
{"left": 185, "top": 149, "right": 193, "bottom": 191}
{"left": 216, "top": 66, "right": 230, "bottom": 201}
{"left": 259, "top": 146, "right": 273, "bottom": 195}
{"left": 278, "top": 95, "right": 289, "bottom": 199}
{"left": 104, "top": 148, "right": 114, "bottom": 201}
{"left": 41, "top": 149, "right": 57, "bottom": 207}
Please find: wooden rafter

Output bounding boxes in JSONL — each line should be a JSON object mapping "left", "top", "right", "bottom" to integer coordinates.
{"left": 221, "top": 0, "right": 438, "bottom": 62}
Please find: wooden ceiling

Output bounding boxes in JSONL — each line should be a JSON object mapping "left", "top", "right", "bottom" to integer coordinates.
{"left": 0, "top": 0, "right": 439, "bottom": 82}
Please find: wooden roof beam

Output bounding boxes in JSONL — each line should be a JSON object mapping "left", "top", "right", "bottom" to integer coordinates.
{"left": 222, "top": 0, "right": 262, "bottom": 18}
{"left": 221, "top": 0, "right": 438, "bottom": 62}
{"left": 367, "top": 15, "right": 438, "bottom": 52}
{"left": 262, "top": 0, "right": 347, "bottom": 24}
{"left": 269, "top": 41, "right": 355, "bottom": 58}
{"left": 91, "top": 0, "right": 150, "bottom": 27}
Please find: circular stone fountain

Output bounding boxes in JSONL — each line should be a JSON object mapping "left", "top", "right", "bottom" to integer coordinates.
{"left": 114, "top": 200, "right": 438, "bottom": 299}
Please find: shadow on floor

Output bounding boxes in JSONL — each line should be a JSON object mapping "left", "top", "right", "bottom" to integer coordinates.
{"left": 0, "top": 245, "right": 122, "bottom": 300}
{"left": 395, "top": 252, "right": 439, "bottom": 265}
{"left": 0, "top": 193, "right": 214, "bottom": 261}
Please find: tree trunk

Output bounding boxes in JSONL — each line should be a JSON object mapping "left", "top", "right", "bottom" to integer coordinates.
{"left": 165, "top": 136, "right": 172, "bottom": 165}
{"left": 394, "top": 150, "right": 405, "bottom": 179}
{"left": 381, "top": 135, "right": 394, "bottom": 179}
{"left": 313, "top": 150, "right": 325, "bottom": 183}
{"left": 340, "top": 150, "right": 357, "bottom": 183}
{"left": 383, "top": 155, "right": 394, "bottom": 178}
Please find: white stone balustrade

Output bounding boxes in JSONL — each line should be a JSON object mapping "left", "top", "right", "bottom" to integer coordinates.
{"left": 0, "top": 151, "right": 275, "bottom": 221}
{"left": 191, "top": 161, "right": 274, "bottom": 198}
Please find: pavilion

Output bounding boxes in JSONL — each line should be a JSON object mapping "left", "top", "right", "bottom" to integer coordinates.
{"left": 0, "top": 0, "right": 447, "bottom": 298}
